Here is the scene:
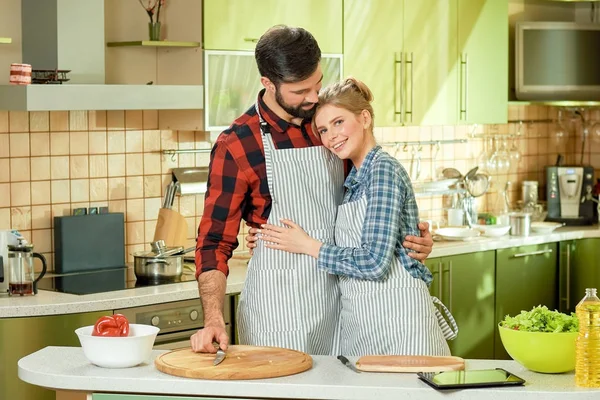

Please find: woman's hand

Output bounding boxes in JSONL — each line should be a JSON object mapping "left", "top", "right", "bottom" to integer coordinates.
{"left": 403, "top": 221, "right": 434, "bottom": 261}
{"left": 259, "top": 219, "right": 322, "bottom": 258}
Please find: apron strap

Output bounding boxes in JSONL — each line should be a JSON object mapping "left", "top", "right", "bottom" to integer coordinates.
{"left": 431, "top": 296, "right": 459, "bottom": 341}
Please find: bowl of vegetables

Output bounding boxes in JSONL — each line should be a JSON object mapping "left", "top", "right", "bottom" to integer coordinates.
{"left": 498, "top": 306, "right": 579, "bottom": 374}
{"left": 75, "top": 314, "right": 159, "bottom": 368}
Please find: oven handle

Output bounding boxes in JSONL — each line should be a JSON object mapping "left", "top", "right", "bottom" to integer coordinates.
{"left": 154, "top": 329, "right": 198, "bottom": 345}
{"left": 154, "top": 324, "right": 232, "bottom": 346}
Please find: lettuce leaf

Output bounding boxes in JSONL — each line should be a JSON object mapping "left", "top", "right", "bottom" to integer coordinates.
{"left": 500, "top": 305, "right": 579, "bottom": 333}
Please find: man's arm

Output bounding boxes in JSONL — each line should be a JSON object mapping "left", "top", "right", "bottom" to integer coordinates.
{"left": 191, "top": 142, "right": 248, "bottom": 352}
{"left": 191, "top": 271, "right": 228, "bottom": 353}
{"left": 403, "top": 221, "right": 433, "bottom": 261}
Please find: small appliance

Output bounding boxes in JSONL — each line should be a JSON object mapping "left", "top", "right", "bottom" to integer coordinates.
{"left": 0, "top": 230, "right": 22, "bottom": 296}
{"left": 546, "top": 166, "right": 595, "bottom": 226}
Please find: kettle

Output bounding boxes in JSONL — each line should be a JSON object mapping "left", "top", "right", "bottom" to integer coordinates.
{"left": 7, "top": 238, "right": 47, "bottom": 296}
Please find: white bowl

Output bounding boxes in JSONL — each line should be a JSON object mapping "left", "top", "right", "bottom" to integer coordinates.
{"left": 531, "top": 222, "right": 563, "bottom": 234}
{"left": 75, "top": 323, "right": 159, "bottom": 368}
{"left": 473, "top": 224, "right": 511, "bottom": 237}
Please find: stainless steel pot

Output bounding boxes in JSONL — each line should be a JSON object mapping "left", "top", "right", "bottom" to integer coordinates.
{"left": 133, "top": 252, "right": 184, "bottom": 281}
{"left": 132, "top": 242, "right": 194, "bottom": 281}
{"left": 509, "top": 212, "right": 532, "bottom": 237}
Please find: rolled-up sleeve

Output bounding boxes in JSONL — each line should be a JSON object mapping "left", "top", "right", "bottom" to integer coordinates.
{"left": 317, "top": 158, "right": 404, "bottom": 280}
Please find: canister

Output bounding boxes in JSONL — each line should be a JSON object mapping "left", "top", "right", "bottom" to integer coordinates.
{"left": 9, "top": 63, "right": 31, "bottom": 85}
{"left": 521, "top": 181, "right": 539, "bottom": 205}
{"left": 509, "top": 212, "right": 532, "bottom": 236}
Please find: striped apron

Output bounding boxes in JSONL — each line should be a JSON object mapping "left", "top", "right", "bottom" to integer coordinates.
{"left": 236, "top": 104, "right": 344, "bottom": 355}
{"left": 336, "top": 195, "right": 457, "bottom": 356}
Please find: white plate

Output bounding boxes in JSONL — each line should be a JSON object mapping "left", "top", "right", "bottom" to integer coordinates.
{"left": 414, "top": 179, "right": 459, "bottom": 192}
{"left": 531, "top": 222, "right": 563, "bottom": 234}
{"left": 472, "top": 224, "right": 511, "bottom": 237}
{"left": 434, "top": 227, "right": 480, "bottom": 241}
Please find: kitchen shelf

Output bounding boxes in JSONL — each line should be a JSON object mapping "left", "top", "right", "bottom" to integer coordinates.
{"left": 0, "top": 84, "right": 204, "bottom": 111}
{"left": 107, "top": 40, "right": 200, "bottom": 48}
{"left": 0, "top": 37, "right": 12, "bottom": 44}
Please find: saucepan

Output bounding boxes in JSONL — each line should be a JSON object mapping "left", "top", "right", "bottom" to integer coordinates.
{"left": 132, "top": 240, "right": 194, "bottom": 282}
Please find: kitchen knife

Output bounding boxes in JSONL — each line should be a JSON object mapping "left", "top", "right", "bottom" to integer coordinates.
{"left": 214, "top": 348, "right": 226, "bottom": 366}
{"left": 337, "top": 355, "right": 360, "bottom": 373}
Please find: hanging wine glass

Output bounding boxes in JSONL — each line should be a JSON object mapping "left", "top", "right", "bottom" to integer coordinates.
{"left": 553, "top": 109, "right": 570, "bottom": 147}
{"left": 508, "top": 135, "right": 522, "bottom": 173}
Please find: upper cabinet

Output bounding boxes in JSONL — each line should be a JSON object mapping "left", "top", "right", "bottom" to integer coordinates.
{"left": 344, "top": 0, "right": 508, "bottom": 127}
{"left": 404, "top": 0, "right": 459, "bottom": 126}
{"left": 203, "top": 0, "right": 343, "bottom": 53}
{"left": 343, "top": 0, "right": 404, "bottom": 127}
{"left": 458, "top": 0, "right": 508, "bottom": 124}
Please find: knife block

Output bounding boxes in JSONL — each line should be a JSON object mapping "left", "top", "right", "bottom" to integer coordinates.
{"left": 154, "top": 208, "right": 188, "bottom": 248}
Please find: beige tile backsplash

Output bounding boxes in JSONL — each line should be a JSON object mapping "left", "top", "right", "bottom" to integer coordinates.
{"left": 0, "top": 105, "right": 597, "bottom": 272}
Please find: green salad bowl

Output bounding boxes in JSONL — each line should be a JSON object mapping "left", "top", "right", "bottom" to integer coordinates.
{"left": 498, "top": 324, "right": 578, "bottom": 373}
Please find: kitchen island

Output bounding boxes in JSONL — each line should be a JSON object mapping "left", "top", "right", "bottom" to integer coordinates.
{"left": 19, "top": 346, "right": 600, "bottom": 400}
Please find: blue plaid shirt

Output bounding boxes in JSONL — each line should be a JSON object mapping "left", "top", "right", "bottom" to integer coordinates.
{"left": 318, "top": 146, "right": 433, "bottom": 285}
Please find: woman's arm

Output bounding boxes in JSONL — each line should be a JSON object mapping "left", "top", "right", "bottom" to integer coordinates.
{"left": 259, "top": 158, "right": 404, "bottom": 281}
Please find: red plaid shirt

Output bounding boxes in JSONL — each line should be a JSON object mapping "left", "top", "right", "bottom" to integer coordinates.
{"left": 195, "top": 90, "right": 322, "bottom": 278}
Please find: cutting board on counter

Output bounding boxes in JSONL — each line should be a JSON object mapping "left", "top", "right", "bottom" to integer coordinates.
{"left": 356, "top": 355, "right": 465, "bottom": 373}
{"left": 155, "top": 345, "right": 312, "bottom": 380}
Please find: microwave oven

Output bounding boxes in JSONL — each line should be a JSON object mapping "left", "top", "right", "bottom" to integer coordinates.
{"left": 515, "top": 21, "right": 600, "bottom": 101}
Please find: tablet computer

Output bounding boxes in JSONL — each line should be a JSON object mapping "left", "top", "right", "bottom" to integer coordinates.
{"left": 417, "top": 368, "right": 526, "bottom": 390}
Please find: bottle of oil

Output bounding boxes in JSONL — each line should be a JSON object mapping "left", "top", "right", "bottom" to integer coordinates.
{"left": 575, "top": 288, "right": 600, "bottom": 388}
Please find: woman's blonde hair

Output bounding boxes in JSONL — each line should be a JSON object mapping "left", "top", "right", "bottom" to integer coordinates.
{"left": 312, "top": 77, "right": 375, "bottom": 135}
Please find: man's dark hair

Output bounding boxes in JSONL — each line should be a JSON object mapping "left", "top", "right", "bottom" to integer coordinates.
{"left": 255, "top": 25, "right": 321, "bottom": 86}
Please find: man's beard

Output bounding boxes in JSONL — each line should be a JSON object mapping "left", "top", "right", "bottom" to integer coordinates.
{"left": 275, "top": 88, "right": 316, "bottom": 119}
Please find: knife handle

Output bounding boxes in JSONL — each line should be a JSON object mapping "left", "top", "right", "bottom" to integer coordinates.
{"left": 337, "top": 355, "right": 350, "bottom": 364}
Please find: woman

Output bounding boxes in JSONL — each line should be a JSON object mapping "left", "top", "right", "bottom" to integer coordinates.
{"left": 256, "top": 77, "right": 457, "bottom": 356}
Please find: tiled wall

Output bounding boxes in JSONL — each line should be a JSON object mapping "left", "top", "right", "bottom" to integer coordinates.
{"left": 0, "top": 105, "right": 598, "bottom": 272}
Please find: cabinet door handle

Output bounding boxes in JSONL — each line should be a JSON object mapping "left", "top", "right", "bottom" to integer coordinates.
{"left": 512, "top": 249, "right": 553, "bottom": 258}
{"left": 566, "top": 244, "right": 571, "bottom": 311}
{"left": 243, "top": 38, "right": 259, "bottom": 43}
{"left": 394, "top": 52, "right": 404, "bottom": 123}
{"left": 404, "top": 52, "right": 414, "bottom": 123}
{"left": 459, "top": 53, "right": 469, "bottom": 121}
{"left": 437, "top": 262, "right": 443, "bottom": 300}
{"left": 448, "top": 261, "right": 453, "bottom": 312}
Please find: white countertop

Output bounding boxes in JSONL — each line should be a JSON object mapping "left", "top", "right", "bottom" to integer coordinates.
{"left": 0, "top": 263, "right": 247, "bottom": 318}
{"left": 3, "top": 226, "right": 600, "bottom": 319}
{"left": 19, "top": 346, "right": 600, "bottom": 400}
{"left": 429, "top": 226, "right": 600, "bottom": 258}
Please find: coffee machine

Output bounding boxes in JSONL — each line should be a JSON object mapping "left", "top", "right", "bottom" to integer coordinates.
{"left": 546, "top": 166, "right": 595, "bottom": 226}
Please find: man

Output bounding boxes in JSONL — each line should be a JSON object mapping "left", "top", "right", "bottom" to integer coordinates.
{"left": 191, "top": 25, "right": 433, "bottom": 355}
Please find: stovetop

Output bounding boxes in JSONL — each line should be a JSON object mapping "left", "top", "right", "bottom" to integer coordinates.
{"left": 37, "top": 266, "right": 197, "bottom": 295}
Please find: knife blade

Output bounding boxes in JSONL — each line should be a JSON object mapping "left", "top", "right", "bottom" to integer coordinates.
{"left": 213, "top": 348, "right": 226, "bottom": 366}
{"left": 337, "top": 355, "right": 360, "bottom": 373}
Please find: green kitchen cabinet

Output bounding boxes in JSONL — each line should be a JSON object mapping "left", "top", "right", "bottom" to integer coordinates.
{"left": 0, "top": 310, "right": 110, "bottom": 400}
{"left": 344, "top": 0, "right": 458, "bottom": 127}
{"left": 203, "top": 0, "right": 342, "bottom": 53}
{"left": 343, "top": 0, "right": 404, "bottom": 127}
{"left": 458, "top": 0, "right": 508, "bottom": 124}
{"left": 403, "top": 0, "right": 459, "bottom": 126}
{"left": 424, "top": 251, "right": 496, "bottom": 359}
{"left": 559, "top": 239, "right": 600, "bottom": 314}
{"left": 495, "top": 243, "right": 558, "bottom": 359}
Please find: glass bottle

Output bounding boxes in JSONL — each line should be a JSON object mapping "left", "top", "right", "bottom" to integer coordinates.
{"left": 575, "top": 288, "right": 600, "bottom": 388}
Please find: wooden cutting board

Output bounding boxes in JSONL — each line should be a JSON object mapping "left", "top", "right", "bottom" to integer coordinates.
{"left": 155, "top": 345, "right": 312, "bottom": 380}
{"left": 356, "top": 355, "right": 465, "bottom": 373}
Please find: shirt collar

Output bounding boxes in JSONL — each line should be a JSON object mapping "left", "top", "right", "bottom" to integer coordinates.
{"left": 344, "top": 145, "right": 383, "bottom": 189}
{"left": 257, "top": 89, "right": 312, "bottom": 134}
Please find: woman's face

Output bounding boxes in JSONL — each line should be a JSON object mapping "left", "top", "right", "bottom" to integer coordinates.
{"left": 314, "top": 104, "right": 371, "bottom": 162}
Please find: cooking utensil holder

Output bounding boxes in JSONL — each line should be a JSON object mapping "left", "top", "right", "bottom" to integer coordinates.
{"left": 153, "top": 208, "right": 188, "bottom": 248}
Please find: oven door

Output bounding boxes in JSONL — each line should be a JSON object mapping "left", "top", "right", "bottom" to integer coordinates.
{"left": 153, "top": 325, "right": 232, "bottom": 350}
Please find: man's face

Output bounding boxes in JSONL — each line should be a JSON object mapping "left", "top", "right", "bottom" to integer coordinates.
{"left": 274, "top": 65, "right": 323, "bottom": 119}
